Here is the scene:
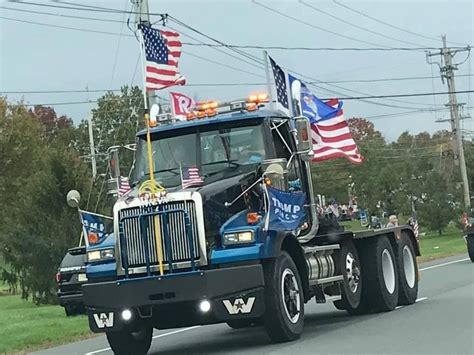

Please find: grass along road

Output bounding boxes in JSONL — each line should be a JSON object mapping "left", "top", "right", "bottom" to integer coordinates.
{"left": 0, "top": 224, "right": 467, "bottom": 354}
{"left": 0, "top": 294, "right": 91, "bottom": 354}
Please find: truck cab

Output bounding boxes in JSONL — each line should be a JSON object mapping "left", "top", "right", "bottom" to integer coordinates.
{"left": 81, "top": 95, "right": 420, "bottom": 355}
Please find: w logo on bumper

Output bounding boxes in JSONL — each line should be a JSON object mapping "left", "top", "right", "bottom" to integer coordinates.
{"left": 223, "top": 297, "right": 255, "bottom": 314}
{"left": 93, "top": 312, "right": 114, "bottom": 328}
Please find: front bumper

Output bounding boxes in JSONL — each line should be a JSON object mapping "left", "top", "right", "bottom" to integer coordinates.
{"left": 83, "top": 264, "right": 265, "bottom": 332}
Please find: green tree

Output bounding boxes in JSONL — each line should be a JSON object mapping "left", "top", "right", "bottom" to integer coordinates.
{"left": 0, "top": 98, "right": 92, "bottom": 304}
{"left": 417, "top": 171, "right": 457, "bottom": 235}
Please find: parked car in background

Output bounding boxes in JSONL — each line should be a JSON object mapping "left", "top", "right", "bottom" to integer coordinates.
{"left": 56, "top": 246, "right": 87, "bottom": 316}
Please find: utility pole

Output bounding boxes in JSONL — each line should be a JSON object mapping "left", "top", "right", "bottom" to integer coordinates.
{"left": 426, "top": 35, "right": 471, "bottom": 208}
{"left": 87, "top": 112, "right": 97, "bottom": 179}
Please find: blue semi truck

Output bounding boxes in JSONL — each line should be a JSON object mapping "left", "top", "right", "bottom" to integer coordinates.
{"left": 73, "top": 93, "right": 420, "bottom": 354}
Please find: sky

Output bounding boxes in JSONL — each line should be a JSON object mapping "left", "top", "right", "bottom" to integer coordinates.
{"left": 1, "top": 0, "right": 473, "bottom": 141}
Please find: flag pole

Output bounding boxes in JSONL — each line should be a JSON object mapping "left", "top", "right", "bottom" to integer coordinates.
{"left": 263, "top": 50, "right": 274, "bottom": 111}
{"left": 138, "top": 27, "right": 156, "bottom": 184}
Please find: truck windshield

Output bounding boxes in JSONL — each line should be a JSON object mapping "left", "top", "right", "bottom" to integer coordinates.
{"left": 133, "top": 122, "right": 267, "bottom": 188}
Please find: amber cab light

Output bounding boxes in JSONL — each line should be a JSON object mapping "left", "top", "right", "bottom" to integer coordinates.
{"left": 247, "top": 212, "right": 260, "bottom": 224}
{"left": 88, "top": 232, "right": 99, "bottom": 245}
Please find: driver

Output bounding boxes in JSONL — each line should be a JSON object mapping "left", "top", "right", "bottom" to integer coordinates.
{"left": 241, "top": 130, "right": 265, "bottom": 163}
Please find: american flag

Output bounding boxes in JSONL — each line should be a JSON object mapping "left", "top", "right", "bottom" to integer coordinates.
{"left": 118, "top": 176, "right": 131, "bottom": 196}
{"left": 269, "top": 56, "right": 289, "bottom": 110}
{"left": 181, "top": 167, "right": 204, "bottom": 189}
{"left": 410, "top": 215, "right": 419, "bottom": 238}
{"left": 310, "top": 98, "right": 363, "bottom": 164}
{"left": 140, "top": 25, "right": 185, "bottom": 90}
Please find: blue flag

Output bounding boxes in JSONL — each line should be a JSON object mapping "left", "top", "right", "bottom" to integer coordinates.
{"left": 288, "top": 73, "right": 342, "bottom": 124}
{"left": 266, "top": 186, "right": 306, "bottom": 231}
{"left": 81, "top": 212, "right": 107, "bottom": 243}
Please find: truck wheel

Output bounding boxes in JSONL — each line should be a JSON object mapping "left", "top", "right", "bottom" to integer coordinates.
{"left": 397, "top": 232, "right": 419, "bottom": 305}
{"left": 226, "top": 318, "right": 261, "bottom": 329}
{"left": 360, "top": 236, "right": 399, "bottom": 312}
{"left": 263, "top": 251, "right": 304, "bottom": 343}
{"left": 334, "top": 241, "right": 362, "bottom": 313}
{"left": 106, "top": 326, "right": 153, "bottom": 355}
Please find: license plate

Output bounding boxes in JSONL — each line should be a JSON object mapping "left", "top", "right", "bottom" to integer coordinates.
{"left": 78, "top": 273, "right": 88, "bottom": 282}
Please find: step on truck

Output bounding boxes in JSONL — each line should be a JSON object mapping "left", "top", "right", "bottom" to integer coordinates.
{"left": 76, "top": 91, "right": 420, "bottom": 355}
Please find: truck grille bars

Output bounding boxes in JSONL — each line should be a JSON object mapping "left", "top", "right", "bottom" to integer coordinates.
{"left": 118, "top": 201, "right": 200, "bottom": 277}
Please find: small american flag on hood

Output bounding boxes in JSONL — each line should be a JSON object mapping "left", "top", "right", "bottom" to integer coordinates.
{"left": 181, "top": 167, "right": 204, "bottom": 189}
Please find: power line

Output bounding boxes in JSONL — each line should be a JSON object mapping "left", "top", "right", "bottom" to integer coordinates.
{"left": 0, "top": 5, "right": 125, "bottom": 23}
{"left": 332, "top": 0, "right": 468, "bottom": 47}
{"left": 298, "top": 0, "right": 426, "bottom": 48}
{"left": 338, "top": 89, "right": 474, "bottom": 101}
{"left": 252, "top": 0, "right": 393, "bottom": 48}
{"left": 6, "top": 0, "right": 154, "bottom": 16}
{"left": 2, "top": 10, "right": 464, "bottom": 52}
{"left": 14, "top": 90, "right": 473, "bottom": 107}
{"left": 0, "top": 15, "right": 264, "bottom": 78}
{"left": 5, "top": 74, "right": 473, "bottom": 94}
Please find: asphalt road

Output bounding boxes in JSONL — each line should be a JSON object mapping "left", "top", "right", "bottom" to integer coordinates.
{"left": 32, "top": 255, "right": 474, "bottom": 355}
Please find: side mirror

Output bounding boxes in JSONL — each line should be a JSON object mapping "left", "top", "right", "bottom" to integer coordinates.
{"left": 294, "top": 116, "right": 313, "bottom": 161}
{"left": 66, "top": 190, "right": 81, "bottom": 209}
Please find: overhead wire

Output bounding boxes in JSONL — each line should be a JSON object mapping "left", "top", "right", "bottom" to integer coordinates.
{"left": 298, "top": 0, "right": 426, "bottom": 48}
{"left": 4, "top": 74, "right": 474, "bottom": 94}
{"left": 251, "top": 0, "right": 394, "bottom": 48}
{"left": 332, "top": 0, "right": 468, "bottom": 47}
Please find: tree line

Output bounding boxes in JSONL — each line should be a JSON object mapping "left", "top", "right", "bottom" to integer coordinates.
{"left": 0, "top": 87, "right": 472, "bottom": 304}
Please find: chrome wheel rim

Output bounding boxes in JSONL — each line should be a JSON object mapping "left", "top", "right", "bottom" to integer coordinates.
{"left": 403, "top": 245, "right": 416, "bottom": 288}
{"left": 346, "top": 252, "right": 361, "bottom": 293}
{"left": 281, "top": 268, "right": 301, "bottom": 324}
{"left": 382, "top": 249, "right": 396, "bottom": 294}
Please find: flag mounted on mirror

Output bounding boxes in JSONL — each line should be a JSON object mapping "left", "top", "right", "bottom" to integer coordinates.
{"left": 139, "top": 24, "right": 186, "bottom": 90}
{"left": 289, "top": 74, "right": 363, "bottom": 164}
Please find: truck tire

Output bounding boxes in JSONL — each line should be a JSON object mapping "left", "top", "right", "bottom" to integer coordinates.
{"left": 106, "top": 326, "right": 153, "bottom": 355}
{"left": 397, "top": 232, "right": 419, "bottom": 305}
{"left": 359, "top": 236, "right": 399, "bottom": 312}
{"left": 263, "top": 251, "right": 304, "bottom": 343}
{"left": 334, "top": 240, "right": 362, "bottom": 313}
{"left": 467, "top": 235, "right": 474, "bottom": 262}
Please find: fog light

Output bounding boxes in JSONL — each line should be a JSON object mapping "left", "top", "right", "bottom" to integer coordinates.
{"left": 199, "top": 300, "right": 211, "bottom": 313}
{"left": 121, "top": 309, "right": 132, "bottom": 321}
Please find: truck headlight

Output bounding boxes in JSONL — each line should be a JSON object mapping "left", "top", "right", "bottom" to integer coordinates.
{"left": 223, "top": 231, "right": 255, "bottom": 246}
{"left": 88, "top": 248, "right": 115, "bottom": 262}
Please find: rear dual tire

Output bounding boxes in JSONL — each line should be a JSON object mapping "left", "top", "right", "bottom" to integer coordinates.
{"left": 334, "top": 241, "right": 362, "bottom": 313}
{"left": 357, "top": 236, "right": 399, "bottom": 313}
{"left": 396, "top": 232, "right": 419, "bottom": 305}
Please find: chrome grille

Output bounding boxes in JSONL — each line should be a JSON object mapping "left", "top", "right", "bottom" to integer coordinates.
{"left": 119, "top": 201, "right": 200, "bottom": 269}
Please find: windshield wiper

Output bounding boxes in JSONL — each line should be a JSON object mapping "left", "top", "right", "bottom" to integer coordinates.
{"left": 202, "top": 159, "right": 240, "bottom": 168}
{"left": 152, "top": 168, "right": 180, "bottom": 176}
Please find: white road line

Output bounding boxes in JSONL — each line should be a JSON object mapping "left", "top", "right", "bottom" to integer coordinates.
{"left": 396, "top": 297, "right": 428, "bottom": 310}
{"left": 419, "top": 258, "right": 470, "bottom": 271}
{"left": 84, "top": 326, "right": 200, "bottom": 355}
{"left": 83, "top": 257, "right": 466, "bottom": 355}
{"left": 415, "top": 297, "right": 428, "bottom": 302}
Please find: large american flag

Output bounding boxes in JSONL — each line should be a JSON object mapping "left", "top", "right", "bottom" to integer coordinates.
{"left": 310, "top": 98, "right": 363, "bottom": 164}
{"left": 140, "top": 25, "right": 185, "bottom": 90}
{"left": 181, "top": 167, "right": 204, "bottom": 189}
